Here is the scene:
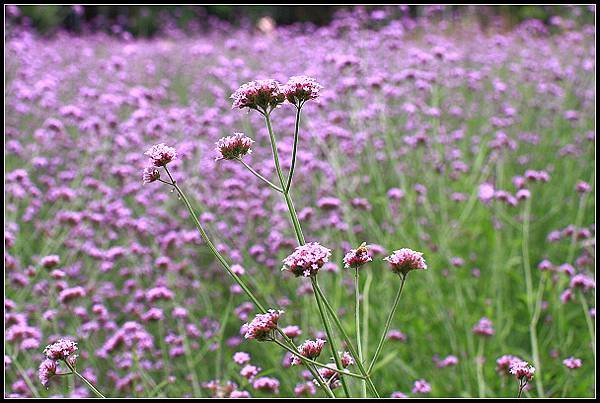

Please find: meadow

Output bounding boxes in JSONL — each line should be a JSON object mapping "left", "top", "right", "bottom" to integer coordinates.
{"left": 4, "top": 6, "right": 596, "bottom": 398}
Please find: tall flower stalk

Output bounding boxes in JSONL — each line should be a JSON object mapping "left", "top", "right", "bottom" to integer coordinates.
{"left": 143, "top": 76, "right": 428, "bottom": 398}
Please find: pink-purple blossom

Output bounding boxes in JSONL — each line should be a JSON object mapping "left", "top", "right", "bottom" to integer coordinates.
{"left": 291, "top": 339, "right": 326, "bottom": 365}
{"left": 384, "top": 248, "right": 427, "bottom": 276}
{"left": 43, "top": 338, "right": 78, "bottom": 360}
{"left": 144, "top": 143, "right": 177, "bottom": 167}
{"left": 343, "top": 243, "right": 373, "bottom": 269}
{"left": 282, "top": 76, "right": 323, "bottom": 106}
{"left": 563, "top": 356, "right": 582, "bottom": 369}
{"left": 231, "top": 79, "right": 285, "bottom": 112}
{"left": 243, "top": 310, "right": 283, "bottom": 341}
{"left": 215, "top": 133, "right": 254, "bottom": 161}
{"left": 282, "top": 242, "right": 332, "bottom": 277}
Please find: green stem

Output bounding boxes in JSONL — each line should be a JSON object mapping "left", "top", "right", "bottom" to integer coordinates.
{"left": 163, "top": 166, "right": 267, "bottom": 314}
{"left": 522, "top": 197, "right": 544, "bottom": 397}
{"left": 285, "top": 106, "right": 302, "bottom": 193}
{"left": 236, "top": 158, "right": 283, "bottom": 193}
{"left": 311, "top": 277, "right": 351, "bottom": 398}
{"left": 355, "top": 268, "right": 367, "bottom": 398}
{"left": 567, "top": 193, "right": 587, "bottom": 264}
{"left": 64, "top": 361, "right": 105, "bottom": 398}
{"left": 264, "top": 113, "right": 286, "bottom": 188}
{"left": 313, "top": 281, "right": 380, "bottom": 397}
{"left": 367, "top": 274, "right": 407, "bottom": 374}
{"left": 283, "top": 191, "right": 305, "bottom": 245}
{"left": 476, "top": 338, "right": 486, "bottom": 397}
{"left": 263, "top": 113, "right": 306, "bottom": 245}
{"left": 578, "top": 291, "right": 596, "bottom": 360}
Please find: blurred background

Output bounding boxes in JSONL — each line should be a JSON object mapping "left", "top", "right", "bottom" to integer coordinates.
{"left": 6, "top": 5, "right": 596, "bottom": 37}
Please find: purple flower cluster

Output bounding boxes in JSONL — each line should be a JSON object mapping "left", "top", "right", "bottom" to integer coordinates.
{"left": 383, "top": 248, "right": 427, "bottom": 276}
{"left": 291, "top": 339, "right": 326, "bottom": 365}
{"left": 282, "top": 243, "right": 332, "bottom": 277}
{"left": 509, "top": 360, "right": 536, "bottom": 381}
{"left": 215, "top": 133, "right": 254, "bottom": 161}
{"left": 243, "top": 310, "right": 283, "bottom": 341}
{"left": 472, "top": 317, "right": 495, "bottom": 337}
{"left": 144, "top": 143, "right": 177, "bottom": 167}
{"left": 343, "top": 243, "right": 373, "bottom": 269}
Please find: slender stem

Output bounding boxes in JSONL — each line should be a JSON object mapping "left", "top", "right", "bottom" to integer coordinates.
{"left": 163, "top": 166, "right": 267, "bottom": 314}
{"left": 236, "top": 158, "right": 283, "bottom": 193}
{"left": 578, "top": 291, "right": 596, "bottom": 360}
{"left": 157, "top": 178, "right": 174, "bottom": 186}
{"left": 285, "top": 106, "right": 302, "bottom": 193}
{"left": 264, "top": 113, "right": 286, "bottom": 187}
{"left": 567, "top": 193, "right": 587, "bottom": 264}
{"left": 283, "top": 191, "right": 305, "bottom": 245}
{"left": 362, "top": 270, "right": 373, "bottom": 367}
{"left": 367, "top": 274, "right": 407, "bottom": 374}
{"left": 311, "top": 277, "right": 351, "bottom": 397}
{"left": 178, "top": 321, "right": 202, "bottom": 397}
{"left": 476, "top": 339, "right": 486, "bottom": 397}
{"left": 517, "top": 381, "right": 524, "bottom": 398}
{"left": 272, "top": 339, "right": 365, "bottom": 380}
{"left": 157, "top": 321, "right": 171, "bottom": 394}
{"left": 354, "top": 268, "right": 367, "bottom": 398}
{"left": 263, "top": 113, "right": 306, "bottom": 245}
{"left": 313, "top": 281, "right": 380, "bottom": 397}
{"left": 522, "top": 197, "right": 544, "bottom": 397}
{"left": 64, "top": 361, "right": 105, "bottom": 398}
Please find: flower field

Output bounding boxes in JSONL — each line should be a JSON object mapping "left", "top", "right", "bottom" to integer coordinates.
{"left": 4, "top": 5, "right": 596, "bottom": 398}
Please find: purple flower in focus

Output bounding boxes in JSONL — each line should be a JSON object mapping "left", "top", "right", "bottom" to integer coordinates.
{"left": 243, "top": 310, "right": 283, "bottom": 341}
{"left": 343, "top": 242, "right": 372, "bottom": 269}
{"left": 282, "top": 243, "right": 332, "bottom": 277}
{"left": 215, "top": 133, "right": 254, "bottom": 161}
{"left": 282, "top": 76, "right": 323, "bottom": 107}
{"left": 231, "top": 79, "right": 285, "bottom": 112}
{"left": 144, "top": 143, "right": 177, "bottom": 167}
{"left": 384, "top": 248, "right": 427, "bottom": 276}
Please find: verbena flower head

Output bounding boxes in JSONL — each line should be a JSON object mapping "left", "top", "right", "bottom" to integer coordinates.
{"left": 383, "top": 248, "right": 427, "bottom": 276}
{"left": 343, "top": 242, "right": 373, "bottom": 269}
{"left": 43, "top": 338, "right": 78, "bottom": 360}
{"left": 472, "top": 317, "right": 495, "bottom": 336}
{"left": 509, "top": 360, "right": 535, "bottom": 381}
{"left": 282, "top": 242, "right": 332, "bottom": 277}
{"left": 570, "top": 273, "right": 595, "bottom": 292}
{"left": 291, "top": 339, "right": 326, "bottom": 365}
{"left": 563, "top": 357, "right": 582, "bottom": 369}
{"left": 233, "top": 352, "right": 251, "bottom": 365}
{"left": 231, "top": 79, "right": 285, "bottom": 112}
{"left": 144, "top": 143, "right": 177, "bottom": 167}
{"left": 496, "top": 355, "right": 521, "bottom": 373}
{"left": 142, "top": 165, "right": 160, "bottom": 184}
{"left": 41, "top": 255, "right": 60, "bottom": 268}
{"left": 38, "top": 359, "right": 57, "bottom": 387}
{"left": 215, "top": 133, "right": 254, "bottom": 161}
{"left": 283, "top": 76, "right": 323, "bottom": 107}
{"left": 340, "top": 351, "right": 354, "bottom": 367}
{"left": 412, "top": 379, "right": 432, "bottom": 394}
{"left": 244, "top": 310, "right": 283, "bottom": 341}
{"left": 252, "top": 376, "right": 280, "bottom": 394}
